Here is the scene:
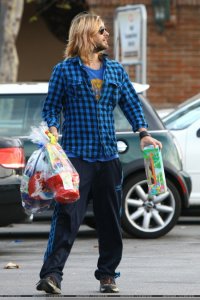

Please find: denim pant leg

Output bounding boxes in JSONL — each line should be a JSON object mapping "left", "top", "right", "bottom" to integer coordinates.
{"left": 39, "top": 158, "right": 95, "bottom": 285}
{"left": 93, "top": 159, "right": 123, "bottom": 280}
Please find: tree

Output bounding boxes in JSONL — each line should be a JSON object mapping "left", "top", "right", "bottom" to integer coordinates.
{"left": 0, "top": 0, "right": 24, "bottom": 83}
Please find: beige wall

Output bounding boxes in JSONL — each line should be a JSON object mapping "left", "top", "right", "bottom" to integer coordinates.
{"left": 16, "top": 3, "right": 65, "bottom": 82}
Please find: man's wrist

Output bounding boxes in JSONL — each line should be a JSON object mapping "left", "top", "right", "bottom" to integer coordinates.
{"left": 139, "top": 130, "right": 151, "bottom": 140}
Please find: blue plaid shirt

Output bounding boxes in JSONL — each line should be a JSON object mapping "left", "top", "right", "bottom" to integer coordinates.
{"left": 42, "top": 56, "right": 148, "bottom": 159}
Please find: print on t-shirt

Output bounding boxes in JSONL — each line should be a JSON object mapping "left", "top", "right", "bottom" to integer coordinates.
{"left": 91, "top": 78, "right": 103, "bottom": 101}
{"left": 83, "top": 64, "right": 104, "bottom": 101}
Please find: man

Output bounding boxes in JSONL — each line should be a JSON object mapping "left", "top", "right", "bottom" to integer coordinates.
{"left": 36, "top": 12, "right": 162, "bottom": 295}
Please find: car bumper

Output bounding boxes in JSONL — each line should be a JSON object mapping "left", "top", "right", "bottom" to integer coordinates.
{"left": 179, "top": 170, "right": 192, "bottom": 207}
{"left": 0, "top": 175, "right": 29, "bottom": 226}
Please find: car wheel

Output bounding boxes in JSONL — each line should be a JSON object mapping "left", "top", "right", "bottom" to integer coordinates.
{"left": 121, "top": 172, "right": 181, "bottom": 239}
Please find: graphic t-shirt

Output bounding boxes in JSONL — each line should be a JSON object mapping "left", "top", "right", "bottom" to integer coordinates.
{"left": 83, "top": 64, "right": 104, "bottom": 101}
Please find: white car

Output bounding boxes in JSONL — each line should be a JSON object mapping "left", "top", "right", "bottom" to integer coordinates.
{"left": 163, "top": 94, "right": 200, "bottom": 206}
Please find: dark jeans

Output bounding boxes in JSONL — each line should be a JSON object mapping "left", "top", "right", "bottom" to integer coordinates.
{"left": 39, "top": 158, "right": 123, "bottom": 286}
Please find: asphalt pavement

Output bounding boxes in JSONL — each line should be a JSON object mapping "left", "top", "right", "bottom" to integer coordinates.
{"left": 0, "top": 221, "right": 200, "bottom": 300}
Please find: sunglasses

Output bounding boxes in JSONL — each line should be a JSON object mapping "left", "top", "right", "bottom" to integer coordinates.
{"left": 98, "top": 27, "right": 107, "bottom": 35}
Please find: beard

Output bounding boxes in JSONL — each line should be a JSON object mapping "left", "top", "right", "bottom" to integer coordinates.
{"left": 94, "top": 41, "right": 109, "bottom": 53}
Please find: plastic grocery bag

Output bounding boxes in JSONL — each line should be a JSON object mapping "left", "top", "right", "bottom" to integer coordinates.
{"left": 20, "top": 122, "right": 80, "bottom": 214}
{"left": 20, "top": 147, "right": 54, "bottom": 214}
{"left": 45, "top": 142, "right": 80, "bottom": 204}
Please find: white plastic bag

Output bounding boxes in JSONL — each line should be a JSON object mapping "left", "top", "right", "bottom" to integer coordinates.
{"left": 20, "top": 146, "right": 53, "bottom": 214}
{"left": 20, "top": 122, "right": 80, "bottom": 214}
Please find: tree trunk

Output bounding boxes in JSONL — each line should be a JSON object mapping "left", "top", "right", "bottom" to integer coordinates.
{"left": 0, "top": 0, "right": 24, "bottom": 83}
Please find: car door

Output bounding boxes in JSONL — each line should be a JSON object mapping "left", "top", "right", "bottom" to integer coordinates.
{"left": 185, "top": 119, "right": 200, "bottom": 205}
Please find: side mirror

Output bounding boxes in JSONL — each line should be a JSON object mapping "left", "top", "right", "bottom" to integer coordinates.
{"left": 196, "top": 128, "right": 200, "bottom": 138}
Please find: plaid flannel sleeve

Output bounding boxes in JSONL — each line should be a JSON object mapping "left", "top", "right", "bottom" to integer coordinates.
{"left": 42, "top": 63, "right": 64, "bottom": 129}
{"left": 118, "top": 70, "right": 148, "bottom": 132}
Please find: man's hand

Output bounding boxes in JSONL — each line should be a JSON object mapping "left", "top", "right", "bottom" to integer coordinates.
{"left": 49, "top": 126, "right": 59, "bottom": 142}
{"left": 140, "top": 135, "right": 162, "bottom": 150}
{"left": 138, "top": 129, "right": 162, "bottom": 150}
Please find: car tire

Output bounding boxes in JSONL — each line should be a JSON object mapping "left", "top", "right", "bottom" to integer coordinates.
{"left": 121, "top": 172, "right": 181, "bottom": 239}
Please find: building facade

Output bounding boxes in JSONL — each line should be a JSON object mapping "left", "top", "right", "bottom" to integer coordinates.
{"left": 16, "top": 0, "right": 200, "bottom": 107}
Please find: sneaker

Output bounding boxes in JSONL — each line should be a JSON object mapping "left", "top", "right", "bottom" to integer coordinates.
{"left": 100, "top": 277, "right": 119, "bottom": 293}
{"left": 36, "top": 276, "right": 61, "bottom": 294}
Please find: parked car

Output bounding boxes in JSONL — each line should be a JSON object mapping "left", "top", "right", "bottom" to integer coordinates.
{"left": 0, "top": 83, "right": 191, "bottom": 238}
{"left": 0, "top": 137, "right": 30, "bottom": 226}
{"left": 163, "top": 93, "right": 200, "bottom": 208}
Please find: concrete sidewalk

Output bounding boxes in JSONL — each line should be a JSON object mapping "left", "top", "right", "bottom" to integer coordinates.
{"left": 0, "top": 222, "right": 200, "bottom": 299}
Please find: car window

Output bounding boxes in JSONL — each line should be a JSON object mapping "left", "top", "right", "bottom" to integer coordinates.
{"left": 163, "top": 101, "right": 200, "bottom": 130}
{"left": 0, "top": 94, "right": 44, "bottom": 136}
{"left": 114, "top": 107, "right": 132, "bottom": 131}
{"left": 114, "top": 96, "right": 165, "bottom": 131}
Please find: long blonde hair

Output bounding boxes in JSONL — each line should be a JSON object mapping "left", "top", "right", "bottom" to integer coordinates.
{"left": 64, "top": 12, "right": 103, "bottom": 64}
